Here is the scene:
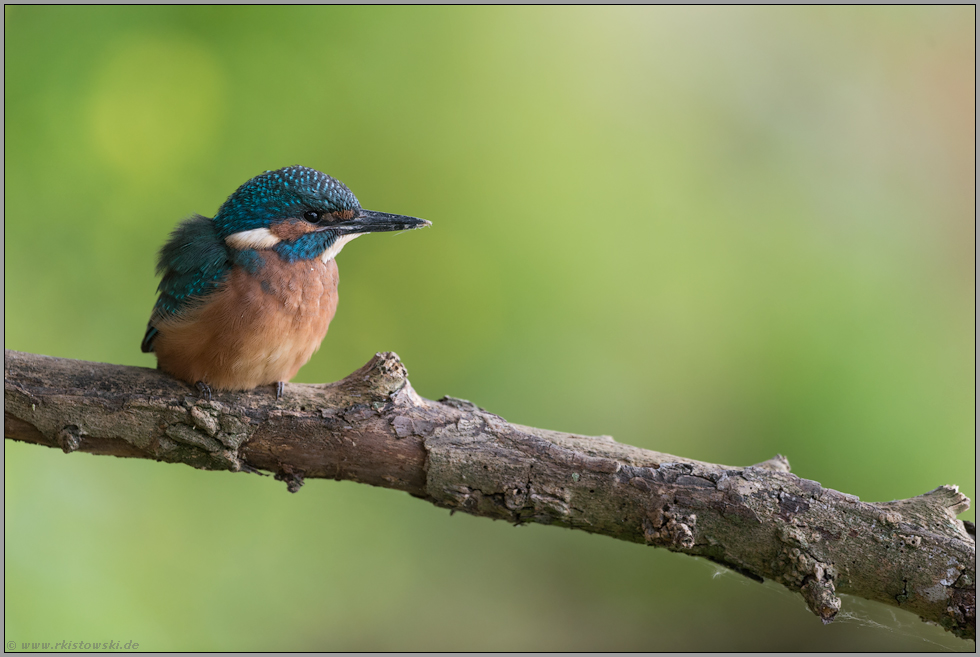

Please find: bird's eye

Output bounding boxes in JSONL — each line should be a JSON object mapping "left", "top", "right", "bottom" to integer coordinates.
{"left": 303, "top": 210, "right": 321, "bottom": 223}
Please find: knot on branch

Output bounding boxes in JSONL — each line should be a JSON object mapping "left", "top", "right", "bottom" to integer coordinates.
{"left": 750, "top": 454, "right": 791, "bottom": 472}
{"left": 275, "top": 465, "right": 305, "bottom": 493}
{"left": 948, "top": 586, "right": 975, "bottom": 636}
{"left": 643, "top": 509, "right": 697, "bottom": 549}
{"left": 774, "top": 524, "right": 842, "bottom": 624}
{"left": 56, "top": 425, "right": 83, "bottom": 454}
{"left": 438, "top": 396, "right": 486, "bottom": 412}
{"left": 801, "top": 575, "right": 841, "bottom": 624}
{"left": 157, "top": 399, "right": 253, "bottom": 472}
{"left": 876, "top": 485, "right": 973, "bottom": 541}
{"left": 327, "top": 351, "right": 410, "bottom": 404}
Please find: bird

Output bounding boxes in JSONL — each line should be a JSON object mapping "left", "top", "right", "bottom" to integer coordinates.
{"left": 141, "top": 165, "right": 429, "bottom": 399}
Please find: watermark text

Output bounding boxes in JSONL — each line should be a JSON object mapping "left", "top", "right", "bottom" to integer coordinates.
{"left": 7, "top": 639, "right": 140, "bottom": 651}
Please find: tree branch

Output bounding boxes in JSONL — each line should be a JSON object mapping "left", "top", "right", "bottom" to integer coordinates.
{"left": 4, "top": 349, "right": 975, "bottom": 641}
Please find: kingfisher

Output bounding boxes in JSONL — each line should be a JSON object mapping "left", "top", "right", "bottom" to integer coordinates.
{"left": 141, "top": 165, "right": 429, "bottom": 399}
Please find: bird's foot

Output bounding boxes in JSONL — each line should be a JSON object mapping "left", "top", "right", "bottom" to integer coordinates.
{"left": 195, "top": 381, "right": 212, "bottom": 401}
{"left": 275, "top": 381, "right": 285, "bottom": 400}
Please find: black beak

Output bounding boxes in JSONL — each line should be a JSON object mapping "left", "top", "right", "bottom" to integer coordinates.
{"left": 335, "top": 209, "right": 431, "bottom": 235}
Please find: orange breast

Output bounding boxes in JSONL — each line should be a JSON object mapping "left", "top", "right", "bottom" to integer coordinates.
{"left": 153, "top": 254, "right": 339, "bottom": 390}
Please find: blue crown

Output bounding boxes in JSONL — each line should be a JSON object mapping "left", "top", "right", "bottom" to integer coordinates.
{"left": 212, "top": 166, "right": 360, "bottom": 237}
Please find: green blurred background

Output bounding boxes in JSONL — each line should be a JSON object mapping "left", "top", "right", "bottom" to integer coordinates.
{"left": 4, "top": 6, "right": 974, "bottom": 651}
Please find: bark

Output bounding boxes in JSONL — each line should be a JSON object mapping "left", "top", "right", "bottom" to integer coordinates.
{"left": 4, "top": 349, "right": 975, "bottom": 641}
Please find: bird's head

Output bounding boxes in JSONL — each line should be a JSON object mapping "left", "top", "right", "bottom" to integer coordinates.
{"left": 213, "top": 166, "right": 429, "bottom": 262}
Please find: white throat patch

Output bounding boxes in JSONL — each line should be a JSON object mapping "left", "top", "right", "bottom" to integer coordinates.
{"left": 225, "top": 227, "right": 360, "bottom": 263}
{"left": 321, "top": 233, "right": 361, "bottom": 262}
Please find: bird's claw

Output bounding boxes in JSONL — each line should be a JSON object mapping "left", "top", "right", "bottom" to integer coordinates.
{"left": 275, "top": 381, "right": 285, "bottom": 400}
{"left": 195, "top": 381, "right": 212, "bottom": 401}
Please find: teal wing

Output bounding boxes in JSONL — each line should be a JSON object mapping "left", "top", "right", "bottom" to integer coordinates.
{"left": 141, "top": 215, "right": 232, "bottom": 353}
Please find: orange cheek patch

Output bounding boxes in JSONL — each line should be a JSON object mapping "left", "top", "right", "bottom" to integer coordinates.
{"left": 270, "top": 219, "right": 321, "bottom": 241}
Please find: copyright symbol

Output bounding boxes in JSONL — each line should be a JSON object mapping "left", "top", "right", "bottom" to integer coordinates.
{"left": 6, "top": 640, "right": 16, "bottom": 650}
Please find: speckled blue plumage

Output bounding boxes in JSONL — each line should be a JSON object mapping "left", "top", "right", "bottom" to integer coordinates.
{"left": 212, "top": 166, "right": 360, "bottom": 238}
{"left": 141, "top": 166, "right": 360, "bottom": 353}
{"left": 274, "top": 230, "right": 340, "bottom": 262}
